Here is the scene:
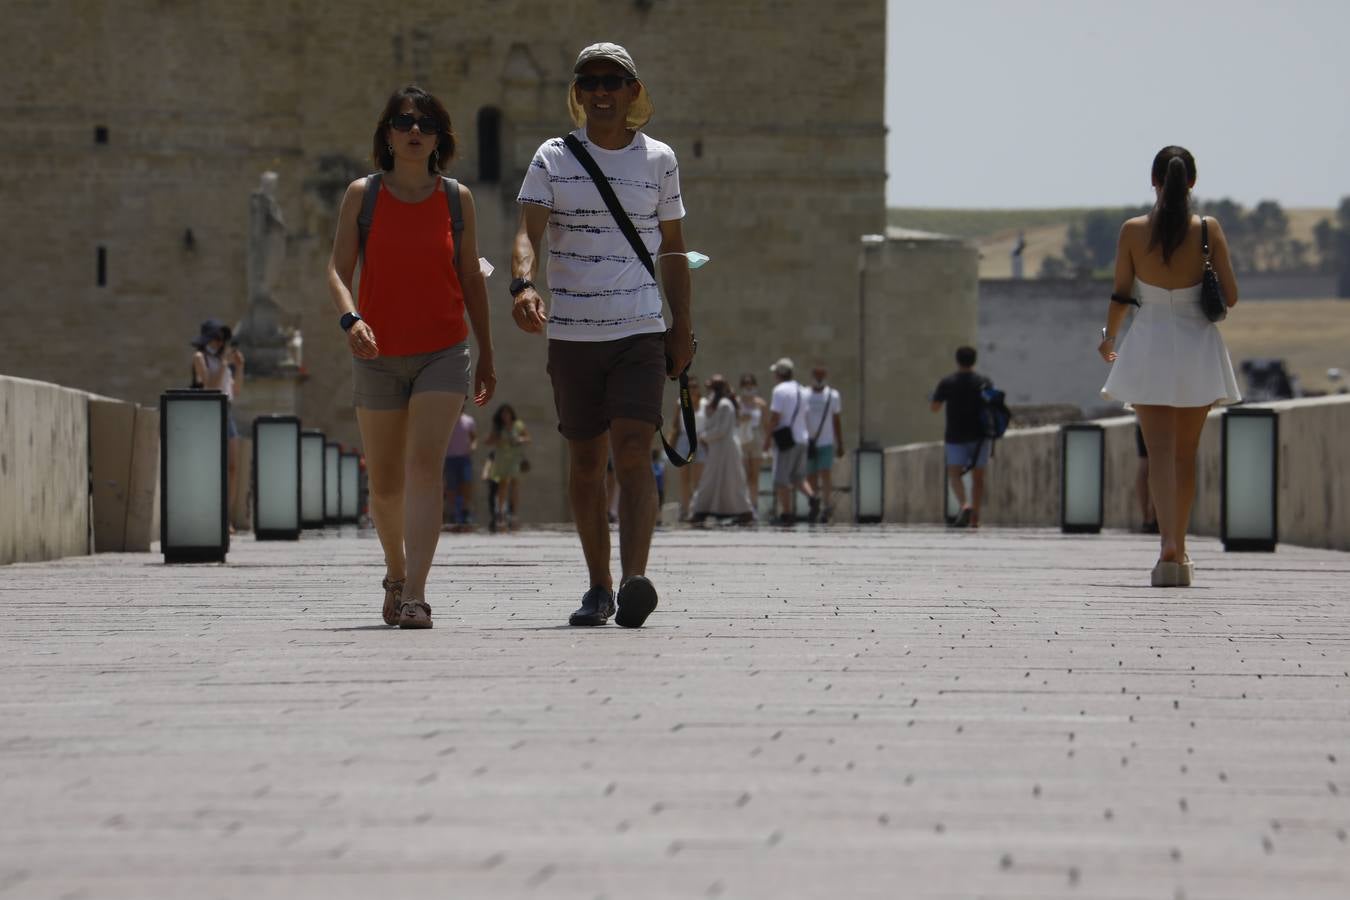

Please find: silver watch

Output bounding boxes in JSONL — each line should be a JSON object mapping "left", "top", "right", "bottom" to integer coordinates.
{"left": 1100, "top": 327, "right": 1115, "bottom": 342}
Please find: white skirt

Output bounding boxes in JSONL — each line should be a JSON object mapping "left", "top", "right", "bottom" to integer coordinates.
{"left": 1101, "top": 280, "right": 1241, "bottom": 408}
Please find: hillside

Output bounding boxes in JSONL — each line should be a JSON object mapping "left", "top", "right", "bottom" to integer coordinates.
{"left": 888, "top": 207, "right": 1336, "bottom": 280}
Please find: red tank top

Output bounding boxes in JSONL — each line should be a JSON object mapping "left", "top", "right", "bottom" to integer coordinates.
{"left": 357, "top": 183, "right": 468, "bottom": 356}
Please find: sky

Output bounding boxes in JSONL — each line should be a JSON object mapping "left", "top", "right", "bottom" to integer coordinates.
{"left": 886, "top": 0, "right": 1350, "bottom": 209}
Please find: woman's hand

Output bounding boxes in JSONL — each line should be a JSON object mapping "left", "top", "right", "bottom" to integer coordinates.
{"left": 347, "top": 321, "right": 378, "bottom": 359}
{"left": 1098, "top": 337, "right": 1117, "bottom": 363}
{"left": 474, "top": 354, "right": 496, "bottom": 407}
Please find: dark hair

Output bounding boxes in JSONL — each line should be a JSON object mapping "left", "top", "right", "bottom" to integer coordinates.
{"left": 739, "top": 372, "right": 758, "bottom": 388}
{"left": 956, "top": 346, "right": 977, "bottom": 368}
{"left": 492, "top": 403, "right": 517, "bottom": 434}
{"left": 372, "top": 85, "right": 457, "bottom": 174}
{"left": 706, "top": 375, "right": 738, "bottom": 413}
{"left": 1148, "top": 146, "right": 1197, "bottom": 264}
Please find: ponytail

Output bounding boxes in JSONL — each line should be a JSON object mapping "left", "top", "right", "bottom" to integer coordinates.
{"left": 1148, "top": 146, "right": 1197, "bottom": 264}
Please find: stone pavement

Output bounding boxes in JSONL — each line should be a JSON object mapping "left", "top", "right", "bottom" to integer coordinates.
{"left": 1, "top": 525, "right": 1347, "bottom": 900}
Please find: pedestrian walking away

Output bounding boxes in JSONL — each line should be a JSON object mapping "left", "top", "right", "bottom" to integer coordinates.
{"left": 443, "top": 410, "right": 477, "bottom": 528}
{"left": 1100, "top": 145, "right": 1240, "bottom": 587}
{"left": 930, "top": 346, "right": 991, "bottom": 528}
{"left": 803, "top": 365, "right": 844, "bottom": 523}
{"left": 762, "top": 358, "right": 815, "bottom": 525}
{"left": 485, "top": 403, "right": 530, "bottom": 531}
{"left": 511, "top": 42, "right": 694, "bottom": 628}
{"left": 325, "top": 84, "right": 496, "bottom": 629}
{"left": 736, "top": 373, "right": 768, "bottom": 512}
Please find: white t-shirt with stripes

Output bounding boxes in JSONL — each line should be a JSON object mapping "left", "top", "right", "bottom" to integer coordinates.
{"left": 516, "top": 130, "right": 685, "bottom": 342}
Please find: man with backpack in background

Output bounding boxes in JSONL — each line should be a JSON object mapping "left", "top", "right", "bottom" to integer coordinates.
{"left": 930, "top": 346, "right": 1008, "bottom": 529}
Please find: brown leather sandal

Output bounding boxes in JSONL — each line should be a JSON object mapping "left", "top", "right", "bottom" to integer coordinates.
{"left": 397, "top": 599, "right": 433, "bottom": 629}
{"left": 382, "top": 577, "right": 405, "bottom": 626}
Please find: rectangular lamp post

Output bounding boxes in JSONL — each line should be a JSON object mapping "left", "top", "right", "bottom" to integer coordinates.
{"left": 1061, "top": 423, "right": 1104, "bottom": 534}
{"left": 339, "top": 450, "right": 361, "bottom": 525}
{"left": 300, "top": 430, "right": 325, "bottom": 529}
{"left": 324, "top": 441, "right": 341, "bottom": 525}
{"left": 252, "top": 415, "right": 301, "bottom": 541}
{"left": 1222, "top": 407, "right": 1279, "bottom": 552}
{"left": 159, "top": 389, "right": 228, "bottom": 563}
{"left": 854, "top": 443, "right": 884, "bottom": 524}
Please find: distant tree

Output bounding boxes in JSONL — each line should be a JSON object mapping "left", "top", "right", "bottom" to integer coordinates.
{"left": 1039, "top": 255, "right": 1070, "bottom": 279}
{"left": 1059, "top": 207, "right": 1148, "bottom": 277}
{"left": 1313, "top": 197, "right": 1350, "bottom": 296}
{"left": 1247, "top": 200, "right": 1291, "bottom": 270}
{"left": 1313, "top": 217, "right": 1337, "bottom": 273}
{"left": 1197, "top": 198, "right": 1252, "bottom": 271}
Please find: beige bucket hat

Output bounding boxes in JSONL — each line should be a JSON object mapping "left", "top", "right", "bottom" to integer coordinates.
{"left": 567, "top": 42, "right": 654, "bottom": 131}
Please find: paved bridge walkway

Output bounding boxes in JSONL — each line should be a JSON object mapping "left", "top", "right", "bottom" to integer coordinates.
{"left": 2, "top": 525, "right": 1347, "bottom": 899}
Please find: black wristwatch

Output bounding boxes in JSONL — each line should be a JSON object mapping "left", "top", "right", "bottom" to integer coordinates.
{"left": 509, "top": 277, "right": 534, "bottom": 297}
{"left": 339, "top": 312, "right": 362, "bottom": 332}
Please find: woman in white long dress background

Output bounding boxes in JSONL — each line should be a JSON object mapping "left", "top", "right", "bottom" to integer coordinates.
{"left": 1099, "top": 146, "right": 1240, "bottom": 588}
{"left": 690, "top": 375, "right": 755, "bottom": 523}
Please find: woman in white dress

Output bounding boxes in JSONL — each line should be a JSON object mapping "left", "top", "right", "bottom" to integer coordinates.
{"left": 1100, "top": 146, "right": 1241, "bottom": 587}
{"left": 737, "top": 373, "right": 768, "bottom": 509}
{"left": 689, "top": 375, "right": 755, "bottom": 523}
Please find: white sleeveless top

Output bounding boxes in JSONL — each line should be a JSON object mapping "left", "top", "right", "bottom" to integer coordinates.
{"left": 1101, "top": 278, "right": 1240, "bottom": 408}
{"left": 202, "top": 351, "right": 235, "bottom": 400}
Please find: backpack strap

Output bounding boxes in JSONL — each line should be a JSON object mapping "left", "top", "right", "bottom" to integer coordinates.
{"left": 442, "top": 176, "right": 464, "bottom": 272}
{"left": 357, "top": 173, "right": 381, "bottom": 258}
{"left": 357, "top": 173, "right": 464, "bottom": 273}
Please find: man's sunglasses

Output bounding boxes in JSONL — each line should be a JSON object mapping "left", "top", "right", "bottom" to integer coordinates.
{"left": 389, "top": 113, "right": 441, "bottom": 134}
{"left": 574, "top": 74, "right": 636, "bottom": 92}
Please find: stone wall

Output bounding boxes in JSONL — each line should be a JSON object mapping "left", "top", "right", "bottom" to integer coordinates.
{"left": 2, "top": 1, "right": 889, "bottom": 523}
{"left": 881, "top": 395, "right": 1350, "bottom": 552}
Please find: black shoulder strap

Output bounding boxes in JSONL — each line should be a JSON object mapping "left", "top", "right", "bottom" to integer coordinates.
{"left": 810, "top": 388, "right": 831, "bottom": 442}
{"left": 1200, "top": 216, "right": 1212, "bottom": 263}
{"left": 357, "top": 173, "right": 381, "bottom": 257}
{"left": 563, "top": 133, "right": 697, "bottom": 468}
{"left": 563, "top": 134, "right": 656, "bottom": 279}
{"left": 357, "top": 172, "right": 464, "bottom": 272}
{"left": 442, "top": 176, "right": 464, "bottom": 272}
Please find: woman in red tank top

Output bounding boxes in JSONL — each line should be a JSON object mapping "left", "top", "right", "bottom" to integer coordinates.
{"left": 326, "top": 85, "right": 496, "bottom": 630}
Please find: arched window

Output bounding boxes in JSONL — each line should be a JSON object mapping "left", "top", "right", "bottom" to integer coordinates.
{"left": 477, "top": 107, "right": 502, "bottom": 183}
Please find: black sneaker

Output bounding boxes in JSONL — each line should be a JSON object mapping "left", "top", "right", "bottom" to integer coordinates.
{"left": 807, "top": 496, "right": 822, "bottom": 523}
{"left": 568, "top": 585, "right": 615, "bottom": 626}
{"left": 950, "top": 507, "right": 972, "bottom": 528}
{"left": 614, "top": 575, "right": 658, "bottom": 629}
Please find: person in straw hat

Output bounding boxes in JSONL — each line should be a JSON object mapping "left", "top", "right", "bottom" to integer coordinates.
{"left": 511, "top": 42, "right": 694, "bottom": 628}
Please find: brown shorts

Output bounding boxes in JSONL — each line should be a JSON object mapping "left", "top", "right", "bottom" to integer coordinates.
{"left": 547, "top": 333, "right": 666, "bottom": 441}
{"left": 352, "top": 341, "right": 471, "bottom": 410}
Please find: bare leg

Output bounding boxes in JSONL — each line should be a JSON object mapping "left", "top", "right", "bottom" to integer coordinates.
{"left": 1135, "top": 405, "right": 1179, "bottom": 562}
{"left": 356, "top": 406, "right": 410, "bottom": 582}
{"left": 227, "top": 437, "right": 240, "bottom": 533}
{"left": 569, "top": 433, "right": 612, "bottom": 590}
{"left": 820, "top": 466, "right": 834, "bottom": 518}
{"left": 970, "top": 468, "right": 985, "bottom": 526}
{"left": 947, "top": 464, "right": 969, "bottom": 509}
{"left": 1170, "top": 406, "right": 1212, "bottom": 562}
{"left": 611, "top": 418, "right": 659, "bottom": 579}
{"left": 1136, "top": 457, "right": 1154, "bottom": 528}
{"left": 400, "top": 392, "right": 462, "bottom": 601}
{"left": 745, "top": 451, "right": 761, "bottom": 513}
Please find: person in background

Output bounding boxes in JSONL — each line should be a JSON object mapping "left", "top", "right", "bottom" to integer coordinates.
{"left": 191, "top": 318, "right": 245, "bottom": 532}
{"left": 762, "top": 357, "right": 814, "bottom": 525}
{"left": 1135, "top": 423, "right": 1158, "bottom": 534}
{"left": 737, "top": 372, "right": 767, "bottom": 515}
{"left": 689, "top": 374, "right": 754, "bottom": 524}
{"left": 480, "top": 450, "right": 498, "bottom": 533}
{"left": 803, "top": 364, "right": 844, "bottom": 523}
{"left": 651, "top": 449, "right": 666, "bottom": 510}
{"left": 486, "top": 403, "right": 530, "bottom": 531}
{"left": 930, "top": 346, "right": 989, "bottom": 529}
{"left": 443, "top": 411, "right": 477, "bottom": 529}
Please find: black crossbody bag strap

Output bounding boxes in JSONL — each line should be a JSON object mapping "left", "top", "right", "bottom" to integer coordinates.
{"left": 563, "top": 134, "right": 697, "bottom": 467}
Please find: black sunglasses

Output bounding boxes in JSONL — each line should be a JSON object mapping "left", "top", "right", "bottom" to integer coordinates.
{"left": 574, "top": 74, "right": 636, "bottom": 92}
{"left": 389, "top": 112, "right": 441, "bottom": 134}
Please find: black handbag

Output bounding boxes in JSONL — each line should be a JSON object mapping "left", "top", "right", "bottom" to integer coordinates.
{"left": 1200, "top": 217, "right": 1227, "bottom": 323}
{"left": 771, "top": 388, "right": 804, "bottom": 450}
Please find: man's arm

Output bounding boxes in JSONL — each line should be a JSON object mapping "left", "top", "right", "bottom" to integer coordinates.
{"left": 657, "top": 218, "right": 693, "bottom": 378}
{"left": 762, "top": 409, "right": 781, "bottom": 452}
{"left": 929, "top": 401, "right": 943, "bottom": 413}
{"left": 511, "top": 204, "right": 551, "bottom": 334}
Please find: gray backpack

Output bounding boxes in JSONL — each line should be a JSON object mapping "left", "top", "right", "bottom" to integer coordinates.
{"left": 356, "top": 172, "right": 464, "bottom": 270}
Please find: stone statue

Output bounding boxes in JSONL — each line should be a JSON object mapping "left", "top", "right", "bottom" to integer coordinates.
{"left": 235, "top": 171, "right": 293, "bottom": 374}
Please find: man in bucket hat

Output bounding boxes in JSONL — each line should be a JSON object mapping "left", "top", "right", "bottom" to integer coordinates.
{"left": 511, "top": 42, "right": 693, "bottom": 628}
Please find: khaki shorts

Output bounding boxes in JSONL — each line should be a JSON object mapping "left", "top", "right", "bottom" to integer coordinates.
{"left": 547, "top": 333, "right": 666, "bottom": 441}
{"left": 352, "top": 341, "right": 471, "bottom": 410}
